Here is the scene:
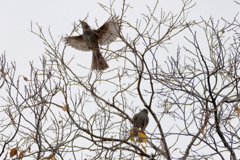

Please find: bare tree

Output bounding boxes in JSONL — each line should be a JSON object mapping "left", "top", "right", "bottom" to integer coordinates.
{"left": 152, "top": 16, "right": 240, "bottom": 159}
{"left": 1, "top": 0, "right": 239, "bottom": 159}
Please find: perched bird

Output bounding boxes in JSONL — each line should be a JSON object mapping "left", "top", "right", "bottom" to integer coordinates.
{"left": 132, "top": 109, "right": 149, "bottom": 130}
{"left": 131, "top": 109, "right": 149, "bottom": 137}
{"left": 63, "top": 16, "right": 121, "bottom": 70}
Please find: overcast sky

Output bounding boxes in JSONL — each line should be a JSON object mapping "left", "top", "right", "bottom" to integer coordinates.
{"left": 0, "top": 0, "right": 239, "bottom": 74}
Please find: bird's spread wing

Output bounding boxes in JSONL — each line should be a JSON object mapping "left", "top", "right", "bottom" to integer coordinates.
{"left": 95, "top": 16, "right": 121, "bottom": 46}
{"left": 63, "top": 36, "right": 91, "bottom": 51}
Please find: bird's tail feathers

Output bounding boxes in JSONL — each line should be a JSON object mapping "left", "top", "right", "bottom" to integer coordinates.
{"left": 92, "top": 49, "right": 109, "bottom": 70}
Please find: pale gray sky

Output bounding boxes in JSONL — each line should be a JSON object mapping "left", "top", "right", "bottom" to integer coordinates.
{"left": 1, "top": 0, "right": 239, "bottom": 73}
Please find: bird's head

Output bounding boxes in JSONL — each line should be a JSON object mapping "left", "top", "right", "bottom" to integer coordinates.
{"left": 80, "top": 21, "right": 91, "bottom": 31}
{"left": 141, "top": 109, "right": 148, "bottom": 114}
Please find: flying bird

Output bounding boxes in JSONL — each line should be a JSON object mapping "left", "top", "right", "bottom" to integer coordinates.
{"left": 63, "top": 16, "right": 121, "bottom": 70}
